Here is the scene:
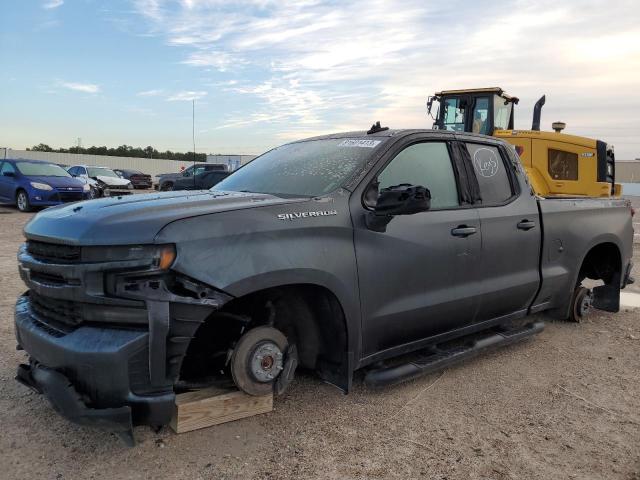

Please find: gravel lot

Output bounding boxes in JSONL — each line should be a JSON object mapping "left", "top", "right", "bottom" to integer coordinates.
{"left": 0, "top": 198, "right": 638, "bottom": 480}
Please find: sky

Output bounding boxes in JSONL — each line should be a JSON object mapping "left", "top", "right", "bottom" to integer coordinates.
{"left": 1, "top": 0, "right": 639, "bottom": 158}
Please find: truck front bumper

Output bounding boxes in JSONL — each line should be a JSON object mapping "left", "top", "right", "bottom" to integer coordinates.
{"left": 14, "top": 295, "right": 174, "bottom": 443}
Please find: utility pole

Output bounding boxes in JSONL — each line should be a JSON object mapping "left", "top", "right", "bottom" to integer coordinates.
{"left": 192, "top": 99, "right": 196, "bottom": 190}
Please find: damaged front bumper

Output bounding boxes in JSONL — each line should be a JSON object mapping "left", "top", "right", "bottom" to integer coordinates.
{"left": 14, "top": 242, "right": 231, "bottom": 443}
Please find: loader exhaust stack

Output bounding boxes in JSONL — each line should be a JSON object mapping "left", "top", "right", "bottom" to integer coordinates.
{"left": 531, "top": 95, "right": 546, "bottom": 131}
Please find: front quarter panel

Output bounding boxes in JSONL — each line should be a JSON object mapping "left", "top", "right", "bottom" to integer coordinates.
{"left": 154, "top": 191, "right": 361, "bottom": 359}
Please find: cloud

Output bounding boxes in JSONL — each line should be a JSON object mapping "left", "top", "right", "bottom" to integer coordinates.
{"left": 60, "top": 81, "right": 100, "bottom": 94}
{"left": 181, "top": 51, "right": 240, "bottom": 71}
{"left": 133, "top": 0, "right": 640, "bottom": 157}
{"left": 137, "top": 88, "right": 164, "bottom": 97}
{"left": 166, "top": 90, "right": 208, "bottom": 101}
{"left": 43, "top": 0, "right": 64, "bottom": 9}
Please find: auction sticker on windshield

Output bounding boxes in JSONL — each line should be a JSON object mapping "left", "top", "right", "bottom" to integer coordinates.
{"left": 338, "top": 139, "right": 381, "bottom": 148}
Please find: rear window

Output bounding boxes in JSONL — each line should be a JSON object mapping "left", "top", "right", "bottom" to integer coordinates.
{"left": 214, "top": 138, "right": 385, "bottom": 197}
{"left": 466, "top": 143, "right": 513, "bottom": 205}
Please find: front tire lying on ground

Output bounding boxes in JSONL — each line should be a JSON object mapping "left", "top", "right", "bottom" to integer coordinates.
{"left": 231, "top": 326, "right": 289, "bottom": 396}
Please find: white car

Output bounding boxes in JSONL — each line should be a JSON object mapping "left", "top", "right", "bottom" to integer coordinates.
{"left": 67, "top": 165, "right": 134, "bottom": 198}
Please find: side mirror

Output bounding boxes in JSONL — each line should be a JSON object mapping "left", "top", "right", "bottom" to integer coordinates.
{"left": 3, "top": 171, "right": 15, "bottom": 177}
{"left": 366, "top": 184, "right": 431, "bottom": 232}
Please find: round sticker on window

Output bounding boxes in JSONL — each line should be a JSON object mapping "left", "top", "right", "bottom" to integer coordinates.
{"left": 473, "top": 148, "right": 499, "bottom": 178}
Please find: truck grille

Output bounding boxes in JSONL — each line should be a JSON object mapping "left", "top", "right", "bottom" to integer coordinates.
{"left": 29, "top": 291, "right": 83, "bottom": 327}
{"left": 26, "top": 240, "right": 81, "bottom": 262}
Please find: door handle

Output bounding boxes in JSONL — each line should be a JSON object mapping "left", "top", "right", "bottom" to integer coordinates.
{"left": 451, "top": 225, "right": 477, "bottom": 237}
{"left": 517, "top": 220, "right": 536, "bottom": 231}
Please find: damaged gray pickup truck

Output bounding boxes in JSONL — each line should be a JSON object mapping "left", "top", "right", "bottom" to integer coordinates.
{"left": 14, "top": 128, "right": 634, "bottom": 444}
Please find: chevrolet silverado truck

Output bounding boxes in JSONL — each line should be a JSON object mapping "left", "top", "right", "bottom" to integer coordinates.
{"left": 14, "top": 128, "right": 634, "bottom": 444}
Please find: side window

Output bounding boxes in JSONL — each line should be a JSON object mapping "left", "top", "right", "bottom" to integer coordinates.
{"left": 467, "top": 143, "right": 513, "bottom": 205}
{"left": 68, "top": 166, "right": 78, "bottom": 175}
{"left": 378, "top": 142, "right": 459, "bottom": 209}
{"left": 548, "top": 149, "right": 578, "bottom": 180}
{"left": 1, "top": 162, "right": 16, "bottom": 174}
{"left": 78, "top": 167, "right": 87, "bottom": 176}
{"left": 442, "top": 98, "right": 465, "bottom": 131}
{"left": 472, "top": 97, "right": 490, "bottom": 135}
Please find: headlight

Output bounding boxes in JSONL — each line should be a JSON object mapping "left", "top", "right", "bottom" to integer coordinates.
{"left": 82, "top": 183, "right": 91, "bottom": 192}
{"left": 82, "top": 244, "right": 176, "bottom": 270}
{"left": 127, "top": 183, "right": 134, "bottom": 189}
{"left": 30, "top": 182, "right": 53, "bottom": 191}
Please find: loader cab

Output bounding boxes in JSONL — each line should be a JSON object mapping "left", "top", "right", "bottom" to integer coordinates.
{"left": 428, "top": 88, "right": 519, "bottom": 135}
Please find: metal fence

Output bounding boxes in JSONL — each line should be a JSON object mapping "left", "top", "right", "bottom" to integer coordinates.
{"left": 1, "top": 149, "right": 255, "bottom": 177}
{"left": 617, "top": 161, "right": 640, "bottom": 183}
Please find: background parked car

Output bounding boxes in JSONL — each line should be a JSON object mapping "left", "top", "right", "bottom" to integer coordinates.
{"left": 113, "top": 168, "right": 152, "bottom": 189}
{"left": 154, "top": 163, "right": 227, "bottom": 191}
{"left": 0, "top": 159, "right": 90, "bottom": 212}
{"left": 172, "top": 170, "right": 230, "bottom": 191}
{"left": 67, "top": 165, "right": 133, "bottom": 198}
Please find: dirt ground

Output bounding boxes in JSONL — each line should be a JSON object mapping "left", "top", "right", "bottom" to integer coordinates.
{"left": 0, "top": 200, "right": 638, "bottom": 480}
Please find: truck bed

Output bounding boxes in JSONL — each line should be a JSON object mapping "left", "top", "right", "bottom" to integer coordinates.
{"left": 532, "top": 196, "right": 634, "bottom": 316}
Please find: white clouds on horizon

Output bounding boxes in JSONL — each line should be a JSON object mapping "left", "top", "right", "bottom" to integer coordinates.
{"left": 166, "top": 90, "right": 208, "bottom": 101}
{"left": 59, "top": 81, "right": 100, "bottom": 94}
{"left": 43, "top": 0, "right": 64, "bottom": 9}
{"left": 132, "top": 0, "right": 640, "bottom": 154}
{"left": 137, "top": 89, "right": 164, "bottom": 97}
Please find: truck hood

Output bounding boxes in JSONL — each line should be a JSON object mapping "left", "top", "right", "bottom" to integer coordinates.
{"left": 24, "top": 190, "right": 307, "bottom": 245}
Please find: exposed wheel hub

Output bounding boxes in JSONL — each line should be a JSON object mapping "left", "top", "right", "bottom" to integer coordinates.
{"left": 250, "top": 342, "right": 283, "bottom": 382}
{"left": 578, "top": 289, "right": 592, "bottom": 317}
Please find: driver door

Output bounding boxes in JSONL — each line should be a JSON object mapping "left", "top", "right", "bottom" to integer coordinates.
{"left": 352, "top": 140, "right": 482, "bottom": 359}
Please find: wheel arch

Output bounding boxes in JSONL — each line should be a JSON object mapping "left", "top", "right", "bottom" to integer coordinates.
{"left": 181, "top": 281, "right": 355, "bottom": 393}
{"left": 549, "top": 239, "right": 624, "bottom": 320}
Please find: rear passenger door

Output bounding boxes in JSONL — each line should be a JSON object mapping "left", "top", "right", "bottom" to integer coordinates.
{"left": 466, "top": 141, "right": 541, "bottom": 322}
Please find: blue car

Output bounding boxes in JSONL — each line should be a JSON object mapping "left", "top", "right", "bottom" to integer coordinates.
{"left": 0, "top": 159, "right": 90, "bottom": 212}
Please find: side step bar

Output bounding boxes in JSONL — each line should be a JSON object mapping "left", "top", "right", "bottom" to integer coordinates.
{"left": 364, "top": 321, "right": 545, "bottom": 388}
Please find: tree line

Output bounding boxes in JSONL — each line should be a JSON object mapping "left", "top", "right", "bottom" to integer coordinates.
{"left": 27, "top": 143, "right": 207, "bottom": 162}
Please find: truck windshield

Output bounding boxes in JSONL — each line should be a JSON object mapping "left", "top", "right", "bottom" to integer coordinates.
{"left": 213, "top": 138, "right": 385, "bottom": 197}
{"left": 16, "top": 162, "right": 71, "bottom": 177}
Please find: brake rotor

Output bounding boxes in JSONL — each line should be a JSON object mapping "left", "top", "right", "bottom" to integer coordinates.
{"left": 231, "top": 326, "right": 288, "bottom": 396}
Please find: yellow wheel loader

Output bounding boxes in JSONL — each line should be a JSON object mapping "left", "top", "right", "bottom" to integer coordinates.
{"left": 427, "top": 88, "right": 620, "bottom": 197}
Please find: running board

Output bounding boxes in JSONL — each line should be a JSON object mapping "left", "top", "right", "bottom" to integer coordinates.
{"left": 364, "top": 321, "right": 545, "bottom": 388}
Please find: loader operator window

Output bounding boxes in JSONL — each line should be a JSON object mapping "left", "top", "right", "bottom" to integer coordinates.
{"left": 378, "top": 142, "right": 459, "bottom": 209}
{"left": 443, "top": 98, "right": 465, "bottom": 131}
{"left": 548, "top": 149, "right": 578, "bottom": 180}
{"left": 472, "top": 97, "right": 490, "bottom": 135}
{"left": 494, "top": 96, "right": 513, "bottom": 131}
{"left": 466, "top": 143, "right": 513, "bottom": 205}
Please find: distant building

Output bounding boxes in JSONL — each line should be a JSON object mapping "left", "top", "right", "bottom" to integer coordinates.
{"left": 206, "top": 154, "right": 256, "bottom": 171}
